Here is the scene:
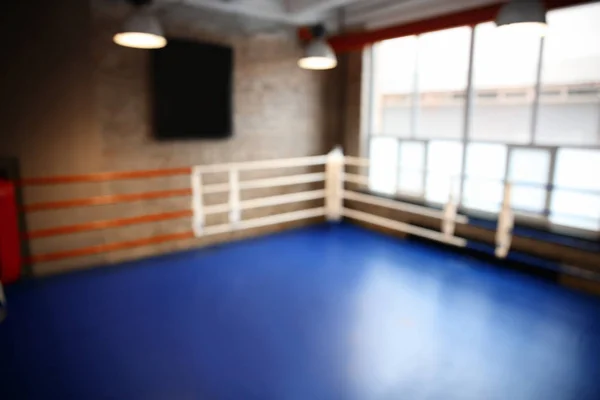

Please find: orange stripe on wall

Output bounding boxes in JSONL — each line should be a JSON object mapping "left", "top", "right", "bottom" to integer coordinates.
{"left": 24, "top": 188, "right": 193, "bottom": 212}
{"left": 25, "top": 210, "right": 193, "bottom": 239}
{"left": 20, "top": 167, "right": 192, "bottom": 186}
{"left": 28, "top": 231, "right": 196, "bottom": 264}
{"left": 329, "top": 4, "right": 500, "bottom": 53}
{"left": 325, "top": 0, "right": 590, "bottom": 53}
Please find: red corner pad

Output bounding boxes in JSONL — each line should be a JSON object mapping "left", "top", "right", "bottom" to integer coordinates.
{"left": 0, "top": 180, "right": 21, "bottom": 284}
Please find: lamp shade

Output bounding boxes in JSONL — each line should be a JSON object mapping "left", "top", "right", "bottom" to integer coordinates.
{"left": 495, "top": 0, "right": 548, "bottom": 37}
{"left": 298, "top": 39, "right": 338, "bottom": 70}
{"left": 113, "top": 13, "right": 167, "bottom": 49}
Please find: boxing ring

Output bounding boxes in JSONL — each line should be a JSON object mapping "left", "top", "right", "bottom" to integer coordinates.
{"left": 3, "top": 150, "right": 599, "bottom": 400}
{"left": 0, "top": 148, "right": 515, "bottom": 282}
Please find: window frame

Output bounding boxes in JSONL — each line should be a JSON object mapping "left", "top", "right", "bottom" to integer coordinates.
{"left": 366, "top": 133, "right": 600, "bottom": 237}
{"left": 363, "top": 6, "right": 600, "bottom": 237}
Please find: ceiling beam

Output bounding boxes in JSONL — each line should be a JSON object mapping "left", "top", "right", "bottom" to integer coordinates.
{"left": 291, "top": 0, "right": 368, "bottom": 25}
{"left": 179, "top": 0, "right": 363, "bottom": 25}
{"left": 181, "top": 0, "right": 297, "bottom": 24}
{"left": 288, "top": 0, "right": 364, "bottom": 14}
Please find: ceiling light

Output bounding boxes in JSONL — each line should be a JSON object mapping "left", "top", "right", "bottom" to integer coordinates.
{"left": 114, "top": 1, "right": 167, "bottom": 49}
{"left": 495, "top": 0, "right": 548, "bottom": 37}
{"left": 299, "top": 25, "right": 337, "bottom": 70}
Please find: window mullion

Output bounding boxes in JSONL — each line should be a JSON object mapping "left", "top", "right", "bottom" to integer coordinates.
{"left": 362, "top": 45, "right": 376, "bottom": 159}
{"left": 458, "top": 26, "right": 476, "bottom": 205}
{"left": 411, "top": 36, "right": 420, "bottom": 140}
{"left": 597, "top": 96, "right": 600, "bottom": 144}
{"left": 367, "top": 45, "right": 378, "bottom": 148}
{"left": 504, "top": 146, "right": 514, "bottom": 212}
{"left": 422, "top": 140, "right": 429, "bottom": 199}
{"left": 530, "top": 36, "right": 545, "bottom": 146}
{"left": 396, "top": 138, "right": 402, "bottom": 196}
{"left": 544, "top": 147, "right": 558, "bottom": 218}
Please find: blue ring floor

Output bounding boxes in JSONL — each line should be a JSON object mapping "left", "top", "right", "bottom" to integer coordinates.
{"left": 1, "top": 223, "right": 600, "bottom": 400}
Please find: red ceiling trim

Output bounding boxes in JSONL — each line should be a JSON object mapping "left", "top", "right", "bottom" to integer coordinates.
{"left": 315, "top": 0, "right": 594, "bottom": 53}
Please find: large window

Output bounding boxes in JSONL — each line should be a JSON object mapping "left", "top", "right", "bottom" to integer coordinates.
{"left": 371, "top": 36, "right": 417, "bottom": 137}
{"left": 367, "top": 2, "right": 600, "bottom": 234}
{"left": 398, "top": 141, "right": 426, "bottom": 196}
{"left": 508, "top": 148, "right": 551, "bottom": 214}
{"left": 536, "top": 5, "right": 600, "bottom": 145}
{"left": 471, "top": 22, "right": 541, "bottom": 143}
{"left": 463, "top": 143, "right": 507, "bottom": 213}
{"left": 425, "top": 141, "right": 463, "bottom": 204}
{"left": 551, "top": 149, "right": 600, "bottom": 231}
{"left": 417, "top": 27, "right": 471, "bottom": 140}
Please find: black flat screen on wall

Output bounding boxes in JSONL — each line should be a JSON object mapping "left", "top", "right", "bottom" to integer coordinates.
{"left": 151, "top": 39, "right": 233, "bottom": 139}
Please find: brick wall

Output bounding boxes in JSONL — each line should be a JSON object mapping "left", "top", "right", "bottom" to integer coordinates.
{"left": 0, "top": 1, "right": 342, "bottom": 276}
{"left": 340, "top": 50, "right": 367, "bottom": 158}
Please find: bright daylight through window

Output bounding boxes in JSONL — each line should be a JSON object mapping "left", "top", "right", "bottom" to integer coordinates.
{"left": 368, "top": 2, "right": 600, "bottom": 233}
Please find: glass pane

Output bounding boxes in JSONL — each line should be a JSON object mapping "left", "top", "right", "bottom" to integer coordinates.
{"left": 398, "top": 141, "right": 425, "bottom": 171}
{"left": 511, "top": 185, "right": 547, "bottom": 214}
{"left": 473, "top": 22, "right": 541, "bottom": 88}
{"left": 537, "top": 104, "right": 599, "bottom": 145}
{"left": 418, "top": 105, "right": 464, "bottom": 139}
{"left": 536, "top": 3, "right": 600, "bottom": 145}
{"left": 426, "top": 173, "right": 456, "bottom": 204}
{"left": 398, "top": 141, "right": 425, "bottom": 196}
{"left": 381, "top": 103, "right": 412, "bottom": 136}
{"left": 462, "top": 143, "right": 507, "bottom": 212}
{"left": 462, "top": 179, "right": 504, "bottom": 213}
{"left": 554, "top": 149, "right": 600, "bottom": 191}
{"left": 471, "top": 105, "right": 533, "bottom": 143}
{"left": 372, "top": 37, "right": 418, "bottom": 137}
{"left": 425, "top": 141, "right": 463, "bottom": 204}
{"left": 550, "top": 190, "right": 600, "bottom": 231}
{"left": 508, "top": 148, "right": 550, "bottom": 184}
{"left": 465, "top": 143, "right": 508, "bottom": 180}
{"left": 416, "top": 27, "right": 471, "bottom": 139}
{"left": 470, "top": 22, "right": 541, "bottom": 143}
{"left": 369, "top": 137, "right": 399, "bottom": 195}
{"left": 550, "top": 215, "right": 600, "bottom": 232}
{"left": 398, "top": 171, "right": 424, "bottom": 196}
{"left": 427, "top": 141, "right": 463, "bottom": 175}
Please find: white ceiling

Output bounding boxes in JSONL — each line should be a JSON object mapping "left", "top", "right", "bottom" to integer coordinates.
{"left": 158, "top": 0, "right": 363, "bottom": 25}
{"left": 156, "top": 0, "right": 506, "bottom": 29}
